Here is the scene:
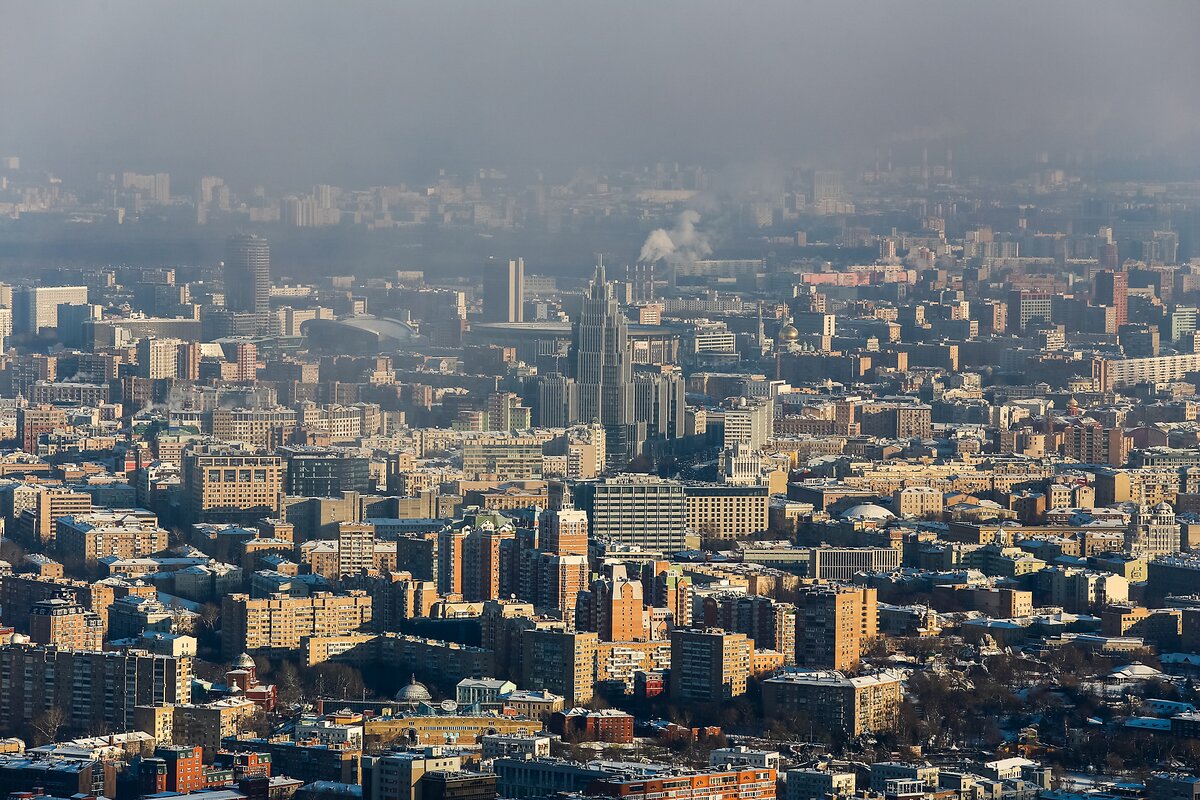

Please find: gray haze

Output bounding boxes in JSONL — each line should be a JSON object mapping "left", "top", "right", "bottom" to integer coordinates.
{"left": 2, "top": 0, "right": 1197, "bottom": 185}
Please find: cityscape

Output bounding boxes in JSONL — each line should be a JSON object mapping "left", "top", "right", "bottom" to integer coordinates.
{"left": 0, "top": 4, "right": 1199, "bottom": 800}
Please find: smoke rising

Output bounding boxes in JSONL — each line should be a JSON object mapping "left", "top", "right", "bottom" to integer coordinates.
{"left": 639, "top": 210, "right": 713, "bottom": 266}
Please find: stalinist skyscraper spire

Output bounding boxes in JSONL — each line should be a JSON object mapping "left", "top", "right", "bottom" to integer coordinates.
{"left": 571, "top": 256, "right": 638, "bottom": 467}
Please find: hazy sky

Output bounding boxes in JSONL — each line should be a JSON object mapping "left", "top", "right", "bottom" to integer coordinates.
{"left": 2, "top": 1, "right": 1197, "bottom": 186}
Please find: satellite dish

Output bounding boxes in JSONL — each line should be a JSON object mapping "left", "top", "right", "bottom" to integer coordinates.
{"left": 441, "top": 700, "right": 458, "bottom": 712}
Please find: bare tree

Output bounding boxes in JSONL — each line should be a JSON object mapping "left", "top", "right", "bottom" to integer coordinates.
{"left": 30, "top": 707, "right": 68, "bottom": 745}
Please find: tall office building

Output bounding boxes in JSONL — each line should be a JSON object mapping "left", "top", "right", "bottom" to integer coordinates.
{"left": 181, "top": 444, "right": 284, "bottom": 525}
{"left": 720, "top": 397, "right": 774, "bottom": 450}
{"left": 482, "top": 257, "right": 525, "bottom": 323}
{"left": 532, "top": 373, "right": 579, "bottom": 428}
{"left": 225, "top": 234, "right": 271, "bottom": 329}
{"left": 1095, "top": 270, "right": 1129, "bottom": 329}
{"left": 571, "top": 475, "right": 687, "bottom": 554}
{"left": 571, "top": 260, "right": 638, "bottom": 466}
{"left": 12, "top": 285, "right": 89, "bottom": 335}
{"left": 633, "top": 366, "right": 686, "bottom": 440}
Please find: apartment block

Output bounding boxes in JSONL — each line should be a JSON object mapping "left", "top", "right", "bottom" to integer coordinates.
{"left": 221, "top": 591, "right": 373, "bottom": 658}
{"left": 761, "top": 669, "right": 903, "bottom": 737}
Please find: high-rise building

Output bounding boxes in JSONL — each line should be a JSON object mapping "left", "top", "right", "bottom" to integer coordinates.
{"left": 571, "top": 260, "right": 638, "bottom": 466}
{"left": 338, "top": 522, "right": 377, "bottom": 577}
{"left": 56, "top": 509, "right": 169, "bottom": 564}
{"left": 363, "top": 747, "right": 463, "bottom": 800}
{"left": 482, "top": 257, "right": 525, "bottom": 323}
{"left": 669, "top": 628, "right": 752, "bottom": 702}
{"left": 462, "top": 436, "right": 544, "bottom": 480}
{"left": 540, "top": 507, "right": 588, "bottom": 556}
{"left": 575, "top": 565, "right": 648, "bottom": 642}
{"left": 17, "top": 404, "right": 67, "bottom": 453}
{"left": 571, "top": 475, "right": 687, "bottom": 553}
{"left": 18, "top": 486, "right": 93, "bottom": 546}
{"left": 12, "top": 285, "right": 89, "bottom": 335}
{"left": 221, "top": 591, "right": 373, "bottom": 658}
{"left": 463, "top": 523, "right": 512, "bottom": 602}
{"left": 794, "top": 586, "right": 878, "bottom": 671}
{"left": 1095, "top": 270, "right": 1129, "bottom": 329}
{"left": 225, "top": 234, "right": 271, "bottom": 327}
{"left": 280, "top": 446, "right": 372, "bottom": 497}
{"left": 137, "top": 337, "right": 183, "bottom": 379}
{"left": 437, "top": 527, "right": 467, "bottom": 597}
{"left": 719, "top": 397, "right": 774, "bottom": 450}
{"left": 1060, "top": 421, "right": 1130, "bottom": 467}
{"left": 702, "top": 593, "right": 796, "bottom": 666}
{"left": 28, "top": 597, "right": 103, "bottom": 650}
{"left": 0, "top": 644, "right": 191, "bottom": 733}
{"left": 181, "top": 444, "right": 283, "bottom": 525}
{"left": 632, "top": 366, "right": 686, "bottom": 440}
{"left": 532, "top": 374, "right": 579, "bottom": 428}
{"left": 521, "top": 629, "right": 598, "bottom": 706}
{"left": 537, "top": 553, "right": 588, "bottom": 622}
{"left": 684, "top": 484, "right": 770, "bottom": 541}
{"left": 487, "top": 391, "right": 531, "bottom": 431}
{"left": 1006, "top": 290, "right": 1053, "bottom": 333}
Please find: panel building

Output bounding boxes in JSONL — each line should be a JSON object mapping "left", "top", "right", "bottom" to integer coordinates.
{"left": 0, "top": 644, "right": 191, "bottom": 733}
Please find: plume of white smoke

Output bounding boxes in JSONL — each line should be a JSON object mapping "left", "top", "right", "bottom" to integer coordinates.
{"left": 638, "top": 209, "right": 712, "bottom": 265}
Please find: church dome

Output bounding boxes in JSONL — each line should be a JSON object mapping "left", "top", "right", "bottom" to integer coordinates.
{"left": 395, "top": 675, "right": 432, "bottom": 705}
{"left": 233, "top": 652, "right": 256, "bottom": 670}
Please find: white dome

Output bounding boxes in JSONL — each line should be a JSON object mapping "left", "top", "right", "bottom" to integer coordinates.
{"left": 840, "top": 503, "right": 896, "bottom": 521}
{"left": 395, "top": 675, "right": 433, "bottom": 704}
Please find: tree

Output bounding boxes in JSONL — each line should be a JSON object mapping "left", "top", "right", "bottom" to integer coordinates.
{"left": 30, "top": 707, "right": 67, "bottom": 745}
{"left": 275, "top": 661, "right": 303, "bottom": 706}
{"left": 306, "top": 663, "right": 365, "bottom": 700}
{"left": 242, "top": 708, "right": 273, "bottom": 738}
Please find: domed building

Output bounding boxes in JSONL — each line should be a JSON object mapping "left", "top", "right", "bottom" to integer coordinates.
{"left": 231, "top": 652, "right": 257, "bottom": 683}
{"left": 839, "top": 503, "right": 897, "bottom": 523}
{"left": 395, "top": 675, "right": 433, "bottom": 708}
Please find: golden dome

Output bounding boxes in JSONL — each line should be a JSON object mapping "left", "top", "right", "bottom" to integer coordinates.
{"left": 777, "top": 324, "right": 800, "bottom": 342}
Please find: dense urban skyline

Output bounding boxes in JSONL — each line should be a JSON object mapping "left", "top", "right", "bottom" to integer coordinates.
{"left": 0, "top": 5, "right": 1199, "bottom": 800}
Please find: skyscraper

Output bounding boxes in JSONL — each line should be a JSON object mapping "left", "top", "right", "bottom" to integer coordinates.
{"left": 571, "top": 258, "right": 638, "bottom": 466}
{"left": 225, "top": 234, "right": 271, "bottom": 318}
{"left": 482, "top": 257, "right": 525, "bottom": 323}
{"left": 1095, "top": 269, "right": 1129, "bottom": 329}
